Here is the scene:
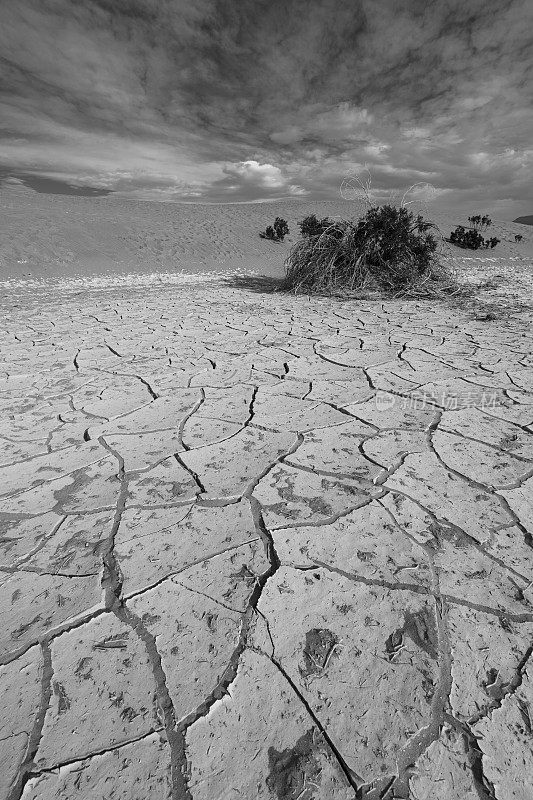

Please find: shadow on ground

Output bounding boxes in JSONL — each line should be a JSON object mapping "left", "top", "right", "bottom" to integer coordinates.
{"left": 222, "top": 274, "right": 287, "bottom": 294}
{"left": 221, "top": 271, "right": 530, "bottom": 321}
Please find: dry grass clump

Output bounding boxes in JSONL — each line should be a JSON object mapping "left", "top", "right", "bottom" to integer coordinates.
{"left": 283, "top": 204, "right": 459, "bottom": 298}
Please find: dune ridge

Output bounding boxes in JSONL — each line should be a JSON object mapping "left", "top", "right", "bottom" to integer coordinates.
{"left": 1, "top": 186, "right": 532, "bottom": 282}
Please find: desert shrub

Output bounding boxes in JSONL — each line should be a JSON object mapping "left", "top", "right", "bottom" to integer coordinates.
{"left": 450, "top": 226, "right": 485, "bottom": 249}
{"left": 515, "top": 234, "right": 523, "bottom": 242}
{"left": 274, "top": 217, "right": 289, "bottom": 241}
{"left": 259, "top": 217, "right": 289, "bottom": 242}
{"left": 299, "top": 214, "right": 334, "bottom": 237}
{"left": 468, "top": 214, "right": 492, "bottom": 231}
{"left": 259, "top": 225, "right": 277, "bottom": 240}
{"left": 450, "top": 226, "right": 500, "bottom": 250}
{"left": 284, "top": 204, "right": 448, "bottom": 295}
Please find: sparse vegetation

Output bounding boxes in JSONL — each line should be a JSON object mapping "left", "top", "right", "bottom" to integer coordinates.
{"left": 450, "top": 226, "right": 484, "bottom": 249}
{"left": 259, "top": 217, "right": 289, "bottom": 242}
{"left": 515, "top": 234, "right": 523, "bottom": 243}
{"left": 298, "top": 214, "right": 334, "bottom": 237}
{"left": 260, "top": 225, "right": 277, "bottom": 241}
{"left": 450, "top": 225, "right": 500, "bottom": 250}
{"left": 284, "top": 204, "right": 452, "bottom": 296}
{"left": 274, "top": 217, "right": 289, "bottom": 241}
{"left": 468, "top": 214, "right": 492, "bottom": 232}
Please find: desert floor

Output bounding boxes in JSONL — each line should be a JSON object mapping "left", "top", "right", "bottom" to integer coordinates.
{"left": 1, "top": 188, "right": 533, "bottom": 800}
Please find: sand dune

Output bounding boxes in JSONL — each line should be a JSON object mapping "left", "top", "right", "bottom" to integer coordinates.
{"left": 1, "top": 185, "right": 532, "bottom": 283}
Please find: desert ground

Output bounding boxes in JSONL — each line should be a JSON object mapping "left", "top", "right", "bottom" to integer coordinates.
{"left": 1, "top": 185, "right": 533, "bottom": 800}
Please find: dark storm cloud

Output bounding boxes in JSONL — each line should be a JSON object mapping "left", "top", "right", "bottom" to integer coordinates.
{"left": 0, "top": 0, "right": 532, "bottom": 215}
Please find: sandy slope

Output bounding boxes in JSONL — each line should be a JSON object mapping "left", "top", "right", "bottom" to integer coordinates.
{"left": 1, "top": 185, "right": 532, "bottom": 282}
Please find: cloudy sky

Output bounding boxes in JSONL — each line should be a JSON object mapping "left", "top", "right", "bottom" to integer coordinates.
{"left": 0, "top": 0, "right": 532, "bottom": 216}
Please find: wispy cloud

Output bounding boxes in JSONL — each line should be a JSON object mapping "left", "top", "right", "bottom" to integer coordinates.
{"left": 0, "top": 0, "right": 532, "bottom": 215}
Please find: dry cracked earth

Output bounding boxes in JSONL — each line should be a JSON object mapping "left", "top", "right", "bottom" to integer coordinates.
{"left": 1, "top": 280, "right": 533, "bottom": 800}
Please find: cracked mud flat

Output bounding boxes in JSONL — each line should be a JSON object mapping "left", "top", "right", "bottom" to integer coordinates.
{"left": 1, "top": 273, "right": 533, "bottom": 800}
